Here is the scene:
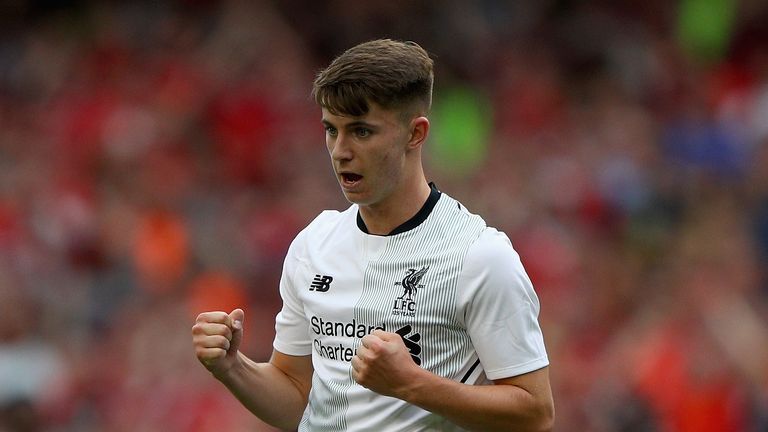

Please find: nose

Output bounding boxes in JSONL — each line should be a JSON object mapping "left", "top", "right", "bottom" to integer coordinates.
{"left": 329, "top": 132, "right": 353, "bottom": 162}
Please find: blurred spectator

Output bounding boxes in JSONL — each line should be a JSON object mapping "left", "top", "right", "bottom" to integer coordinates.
{"left": 0, "top": 278, "right": 69, "bottom": 431}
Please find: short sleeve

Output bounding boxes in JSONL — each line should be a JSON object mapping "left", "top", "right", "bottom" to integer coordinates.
{"left": 273, "top": 231, "right": 313, "bottom": 356}
{"left": 459, "top": 229, "right": 549, "bottom": 380}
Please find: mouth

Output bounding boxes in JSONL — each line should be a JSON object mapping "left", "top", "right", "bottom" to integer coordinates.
{"left": 339, "top": 172, "right": 363, "bottom": 188}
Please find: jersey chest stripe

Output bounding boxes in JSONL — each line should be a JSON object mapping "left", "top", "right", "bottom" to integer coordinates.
{"left": 426, "top": 201, "right": 478, "bottom": 377}
{"left": 304, "top": 374, "right": 349, "bottom": 431}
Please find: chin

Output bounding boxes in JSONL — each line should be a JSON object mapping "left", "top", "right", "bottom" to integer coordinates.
{"left": 342, "top": 195, "right": 367, "bottom": 206}
{"left": 340, "top": 190, "right": 373, "bottom": 206}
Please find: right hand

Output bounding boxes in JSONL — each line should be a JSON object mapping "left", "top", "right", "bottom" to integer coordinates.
{"left": 192, "top": 308, "right": 245, "bottom": 378}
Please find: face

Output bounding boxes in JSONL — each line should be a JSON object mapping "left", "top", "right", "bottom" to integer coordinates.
{"left": 322, "top": 104, "right": 413, "bottom": 209}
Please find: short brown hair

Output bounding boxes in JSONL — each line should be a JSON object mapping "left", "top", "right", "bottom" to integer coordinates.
{"left": 312, "top": 39, "right": 434, "bottom": 118}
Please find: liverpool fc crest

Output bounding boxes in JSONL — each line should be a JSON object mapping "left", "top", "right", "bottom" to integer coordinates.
{"left": 392, "top": 266, "right": 429, "bottom": 317}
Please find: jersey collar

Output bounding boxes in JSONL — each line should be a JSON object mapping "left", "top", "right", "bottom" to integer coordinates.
{"left": 356, "top": 182, "right": 442, "bottom": 236}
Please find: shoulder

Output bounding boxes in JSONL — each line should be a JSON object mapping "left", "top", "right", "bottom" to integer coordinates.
{"left": 432, "top": 192, "right": 488, "bottom": 234}
{"left": 457, "top": 226, "right": 540, "bottom": 321}
{"left": 432, "top": 193, "right": 526, "bottom": 284}
{"left": 288, "top": 206, "right": 357, "bottom": 258}
{"left": 459, "top": 227, "right": 527, "bottom": 289}
{"left": 305, "top": 208, "right": 352, "bottom": 234}
{"left": 466, "top": 228, "right": 518, "bottom": 266}
{"left": 458, "top": 226, "right": 539, "bottom": 309}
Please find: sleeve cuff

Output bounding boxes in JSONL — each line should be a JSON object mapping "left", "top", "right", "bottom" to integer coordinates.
{"left": 484, "top": 356, "right": 549, "bottom": 380}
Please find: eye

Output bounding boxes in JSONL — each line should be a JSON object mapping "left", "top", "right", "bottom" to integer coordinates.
{"left": 355, "top": 127, "right": 371, "bottom": 138}
{"left": 325, "top": 126, "right": 338, "bottom": 137}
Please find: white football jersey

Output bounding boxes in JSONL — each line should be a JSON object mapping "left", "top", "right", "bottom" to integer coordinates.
{"left": 273, "top": 188, "right": 549, "bottom": 431}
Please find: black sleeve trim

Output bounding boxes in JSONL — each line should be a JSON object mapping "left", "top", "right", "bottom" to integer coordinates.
{"left": 460, "top": 359, "right": 482, "bottom": 383}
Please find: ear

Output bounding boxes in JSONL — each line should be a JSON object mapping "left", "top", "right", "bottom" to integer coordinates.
{"left": 407, "top": 116, "right": 430, "bottom": 150}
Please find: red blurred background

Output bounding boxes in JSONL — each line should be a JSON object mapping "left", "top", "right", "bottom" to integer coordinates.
{"left": 0, "top": 1, "right": 766, "bottom": 431}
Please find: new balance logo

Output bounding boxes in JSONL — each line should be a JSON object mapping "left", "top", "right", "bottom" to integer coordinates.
{"left": 396, "top": 325, "right": 422, "bottom": 366}
{"left": 310, "top": 274, "right": 333, "bottom": 292}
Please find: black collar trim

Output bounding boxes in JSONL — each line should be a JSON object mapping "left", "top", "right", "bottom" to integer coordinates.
{"left": 357, "top": 182, "right": 441, "bottom": 236}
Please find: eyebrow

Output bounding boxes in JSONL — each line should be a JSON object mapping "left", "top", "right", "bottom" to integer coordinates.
{"left": 321, "top": 119, "right": 379, "bottom": 130}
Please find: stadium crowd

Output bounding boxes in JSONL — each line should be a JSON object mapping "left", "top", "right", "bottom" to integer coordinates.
{"left": 0, "top": 1, "right": 767, "bottom": 431}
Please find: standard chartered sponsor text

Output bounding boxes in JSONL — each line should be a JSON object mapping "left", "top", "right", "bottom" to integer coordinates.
{"left": 310, "top": 315, "right": 386, "bottom": 361}
{"left": 310, "top": 315, "right": 386, "bottom": 337}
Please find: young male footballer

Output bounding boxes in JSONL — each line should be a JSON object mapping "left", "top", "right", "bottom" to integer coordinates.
{"left": 192, "top": 39, "right": 554, "bottom": 431}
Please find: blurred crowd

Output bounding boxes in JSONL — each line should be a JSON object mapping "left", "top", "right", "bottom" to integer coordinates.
{"left": 0, "top": 1, "right": 767, "bottom": 431}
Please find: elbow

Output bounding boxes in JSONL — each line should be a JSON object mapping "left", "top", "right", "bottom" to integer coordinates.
{"left": 526, "top": 414, "right": 554, "bottom": 432}
{"left": 534, "top": 398, "right": 555, "bottom": 432}
{"left": 538, "top": 418, "right": 554, "bottom": 432}
{"left": 495, "top": 396, "right": 554, "bottom": 432}
{"left": 513, "top": 395, "right": 553, "bottom": 432}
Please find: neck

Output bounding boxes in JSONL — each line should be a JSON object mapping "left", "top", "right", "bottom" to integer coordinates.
{"left": 359, "top": 177, "right": 431, "bottom": 235}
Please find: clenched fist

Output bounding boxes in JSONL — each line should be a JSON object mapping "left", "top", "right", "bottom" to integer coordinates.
{"left": 192, "top": 308, "right": 244, "bottom": 378}
{"left": 351, "top": 329, "right": 423, "bottom": 399}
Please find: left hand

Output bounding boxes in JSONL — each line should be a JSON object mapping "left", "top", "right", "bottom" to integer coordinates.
{"left": 351, "top": 329, "right": 423, "bottom": 398}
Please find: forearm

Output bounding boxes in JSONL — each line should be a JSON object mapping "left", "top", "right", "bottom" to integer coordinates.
{"left": 215, "top": 352, "right": 309, "bottom": 430}
{"left": 402, "top": 369, "right": 553, "bottom": 431}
